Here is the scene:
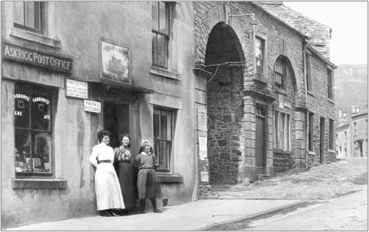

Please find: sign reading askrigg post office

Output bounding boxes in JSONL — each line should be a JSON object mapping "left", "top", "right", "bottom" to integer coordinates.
{"left": 3, "top": 43, "right": 73, "bottom": 74}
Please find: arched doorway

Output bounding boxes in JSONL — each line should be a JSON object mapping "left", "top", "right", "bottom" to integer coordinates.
{"left": 205, "top": 22, "right": 246, "bottom": 184}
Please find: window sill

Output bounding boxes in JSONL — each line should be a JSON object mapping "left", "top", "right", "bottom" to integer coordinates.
{"left": 276, "top": 88, "right": 287, "bottom": 95}
{"left": 157, "top": 174, "right": 183, "bottom": 183}
{"left": 308, "top": 151, "right": 316, "bottom": 156}
{"left": 10, "top": 26, "right": 61, "bottom": 49}
{"left": 307, "top": 91, "right": 314, "bottom": 97}
{"left": 254, "top": 77, "right": 268, "bottom": 85}
{"left": 12, "top": 178, "right": 67, "bottom": 189}
{"left": 150, "top": 66, "right": 180, "bottom": 80}
{"left": 328, "top": 99, "right": 334, "bottom": 104}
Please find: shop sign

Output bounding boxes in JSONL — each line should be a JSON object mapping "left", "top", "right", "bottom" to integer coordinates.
{"left": 100, "top": 38, "right": 131, "bottom": 83}
{"left": 66, "top": 79, "right": 88, "bottom": 99}
{"left": 84, "top": 100, "right": 101, "bottom": 113}
{"left": 198, "top": 105, "right": 207, "bottom": 131}
{"left": 3, "top": 43, "right": 73, "bottom": 73}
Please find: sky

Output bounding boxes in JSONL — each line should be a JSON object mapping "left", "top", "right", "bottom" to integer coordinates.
{"left": 283, "top": 1, "right": 367, "bottom": 65}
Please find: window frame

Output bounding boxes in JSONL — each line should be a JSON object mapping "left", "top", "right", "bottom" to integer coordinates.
{"left": 14, "top": 82, "right": 56, "bottom": 177}
{"left": 329, "top": 119, "right": 334, "bottom": 150}
{"left": 151, "top": 1, "right": 171, "bottom": 69}
{"left": 274, "top": 57, "right": 287, "bottom": 88}
{"left": 153, "top": 107, "right": 175, "bottom": 173}
{"left": 13, "top": 1, "right": 46, "bottom": 35}
{"left": 327, "top": 67, "right": 334, "bottom": 100}
{"left": 274, "top": 111, "right": 291, "bottom": 151}
{"left": 305, "top": 50, "right": 312, "bottom": 92}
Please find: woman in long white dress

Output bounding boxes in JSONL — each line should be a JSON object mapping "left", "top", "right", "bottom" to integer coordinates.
{"left": 89, "top": 130, "right": 125, "bottom": 216}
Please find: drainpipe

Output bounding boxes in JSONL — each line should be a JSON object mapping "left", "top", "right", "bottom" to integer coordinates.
{"left": 303, "top": 41, "right": 309, "bottom": 167}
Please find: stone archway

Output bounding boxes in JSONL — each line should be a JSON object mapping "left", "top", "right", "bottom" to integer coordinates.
{"left": 205, "top": 22, "right": 246, "bottom": 184}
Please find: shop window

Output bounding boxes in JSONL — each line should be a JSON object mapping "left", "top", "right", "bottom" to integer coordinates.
{"left": 274, "top": 57, "right": 286, "bottom": 88}
{"left": 255, "top": 36, "right": 265, "bottom": 79}
{"left": 274, "top": 111, "right": 291, "bottom": 150}
{"left": 329, "top": 119, "right": 334, "bottom": 150}
{"left": 308, "top": 112, "right": 314, "bottom": 152}
{"left": 152, "top": 2, "right": 171, "bottom": 69}
{"left": 13, "top": 1, "right": 46, "bottom": 34}
{"left": 305, "top": 51, "right": 312, "bottom": 92}
{"left": 327, "top": 68, "right": 334, "bottom": 100}
{"left": 153, "top": 108, "right": 175, "bottom": 172}
{"left": 14, "top": 82, "right": 55, "bottom": 176}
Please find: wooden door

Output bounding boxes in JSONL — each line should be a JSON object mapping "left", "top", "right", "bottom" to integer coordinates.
{"left": 255, "top": 105, "right": 267, "bottom": 175}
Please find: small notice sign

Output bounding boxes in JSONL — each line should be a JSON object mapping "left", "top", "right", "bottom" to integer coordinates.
{"left": 84, "top": 100, "right": 101, "bottom": 113}
{"left": 66, "top": 79, "right": 88, "bottom": 99}
{"left": 201, "top": 171, "right": 209, "bottom": 182}
{"left": 199, "top": 137, "right": 207, "bottom": 160}
{"left": 198, "top": 105, "right": 207, "bottom": 131}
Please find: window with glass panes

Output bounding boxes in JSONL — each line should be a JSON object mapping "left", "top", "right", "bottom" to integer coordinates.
{"left": 152, "top": 2, "right": 170, "bottom": 69}
{"left": 275, "top": 57, "right": 286, "bottom": 88}
{"left": 306, "top": 52, "right": 312, "bottom": 92}
{"left": 13, "top": 1, "right": 45, "bottom": 34}
{"left": 327, "top": 68, "right": 333, "bottom": 99}
{"left": 308, "top": 112, "right": 314, "bottom": 152}
{"left": 255, "top": 36, "right": 265, "bottom": 79}
{"left": 329, "top": 119, "right": 334, "bottom": 150}
{"left": 274, "top": 111, "right": 291, "bottom": 150}
{"left": 153, "top": 108, "right": 174, "bottom": 172}
{"left": 14, "top": 82, "right": 55, "bottom": 176}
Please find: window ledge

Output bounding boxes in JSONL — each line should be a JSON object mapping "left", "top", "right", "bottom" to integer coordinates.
{"left": 157, "top": 174, "right": 183, "bottom": 183}
{"left": 10, "top": 26, "right": 61, "bottom": 49}
{"left": 150, "top": 66, "right": 180, "bottom": 80}
{"left": 254, "top": 77, "right": 268, "bottom": 85}
{"left": 307, "top": 91, "right": 314, "bottom": 97}
{"left": 12, "top": 178, "right": 67, "bottom": 189}
{"left": 328, "top": 99, "right": 334, "bottom": 104}
{"left": 276, "top": 88, "right": 287, "bottom": 95}
{"left": 308, "top": 151, "right": 316, "bottom": 156}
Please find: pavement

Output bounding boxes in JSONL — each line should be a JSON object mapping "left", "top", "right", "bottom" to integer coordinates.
{"left": 6, "top": 199, "right": 304, "bottom": 230}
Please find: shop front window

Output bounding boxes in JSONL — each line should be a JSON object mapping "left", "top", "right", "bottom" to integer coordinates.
{"left": 14, "top": 83, "right": 54, "bottom": 176}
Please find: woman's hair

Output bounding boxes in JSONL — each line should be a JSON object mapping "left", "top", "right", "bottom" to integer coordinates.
{"left": 97, "top": 130, "right": 111, "bottom": 142}
{"left": 119, "top": 133, "right": 131, "bottom": 147}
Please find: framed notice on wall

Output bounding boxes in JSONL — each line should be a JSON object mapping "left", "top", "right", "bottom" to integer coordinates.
{"left": 100, "top": 38, "right": 131, "bottom": 83}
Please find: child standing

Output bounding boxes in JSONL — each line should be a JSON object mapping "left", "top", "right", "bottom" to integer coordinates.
{"left": 134, "top": 140, "right": 163, "bottom": 213}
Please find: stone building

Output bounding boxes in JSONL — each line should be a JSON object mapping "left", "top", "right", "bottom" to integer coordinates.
{"left": 2, "top": 1, "right": 198, "bottom": 228}
{"left": 336, "top": 107, "right": 368, "bottom": 158}
{"left": 193, "top": 2, "right": 336, "bottom": 184}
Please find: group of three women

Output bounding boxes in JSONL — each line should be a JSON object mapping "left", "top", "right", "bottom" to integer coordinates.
{"left": 89, "top": 130, "right": 163, "bottom": 217}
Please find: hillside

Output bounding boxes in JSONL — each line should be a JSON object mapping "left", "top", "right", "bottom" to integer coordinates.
{"left": 334, "top": 64, "right": 367, "bottom": 116}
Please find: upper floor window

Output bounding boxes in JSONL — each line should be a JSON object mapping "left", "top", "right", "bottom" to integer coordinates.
{"left": 255, "top": 36, "right": 265, "bottom": 79}
{"left": 154, "top": 107, "right": 175, "bottom": 172}
{"left": 13, "top": 1, "right": 45, "bottom": 34}
{"left": 152, "top": 2, "right": 170, "bottom": 69}
{"left": 274, "top": 57, "right": 287, "bottom": 88}
{"left": 306, "top": 51, "right": 312, "bottom": 92}
{"left": 14, "top": 82, "right": 56, "bottom": 177}
{"left": 327, "top": 68, "right": 334, "bottom": 100}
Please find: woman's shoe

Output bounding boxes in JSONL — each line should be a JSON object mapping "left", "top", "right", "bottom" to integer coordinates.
{"left": 153, "top": 209, "right": 163, "bottom": 213}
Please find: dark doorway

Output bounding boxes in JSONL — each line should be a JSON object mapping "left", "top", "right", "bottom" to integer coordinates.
{"left": 320, "top": 117, "right": 325, "bottom": 164}
{"left": 255, "top": 105, "right": 267, "bottom": 175}
{"left": 103, "top": 101, "right": 130, "bottom": 148}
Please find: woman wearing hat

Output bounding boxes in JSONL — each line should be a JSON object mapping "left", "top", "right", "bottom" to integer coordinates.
{"left": 134, "top": 140, "right": 163, "bottom": 213}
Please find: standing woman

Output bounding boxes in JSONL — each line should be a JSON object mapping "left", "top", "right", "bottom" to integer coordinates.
{"left": 113, "top": 133, "right": 137, "bottom": 214}
{"left": 89, "top": 130, "right": 125, "bottom": 217}
{"left": 135, "top": 140, "right": 163, "bottom": 214}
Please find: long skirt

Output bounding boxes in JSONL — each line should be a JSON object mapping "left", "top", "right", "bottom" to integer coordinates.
{"left": 95, "top": 163, "right": 125, "bottom": 210}
{"left": 137, "top": 169, "right": 162, "bottom": 199}
{"left": 115, "top": 161, "right": 137, "bottom": 209}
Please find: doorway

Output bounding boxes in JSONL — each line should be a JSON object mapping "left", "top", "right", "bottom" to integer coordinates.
{"left": 103, "top": 101, "right": 130, "bottom": 148}
{"left": 255, "top": 105, "right": 267, "bottom": 175}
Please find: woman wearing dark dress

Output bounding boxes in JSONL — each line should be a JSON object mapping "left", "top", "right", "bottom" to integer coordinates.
{"left": 134, "top": 140, "right": 163, "bottom": 214}
{"left": 113, "top": 134, "right": 137, "bottom": 214}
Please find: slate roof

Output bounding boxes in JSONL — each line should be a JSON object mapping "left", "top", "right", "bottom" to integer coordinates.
{"left": 252, "top": 2, "right": 333, "bottom": 61}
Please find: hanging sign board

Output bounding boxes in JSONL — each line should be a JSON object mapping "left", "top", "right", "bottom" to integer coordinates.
{"left": 66, "top": 79, "right": 88, "bottom": 99}
{"left": 84, "top": 100, "right": 101, "bottom": 113}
